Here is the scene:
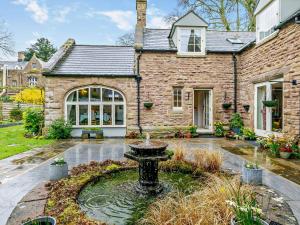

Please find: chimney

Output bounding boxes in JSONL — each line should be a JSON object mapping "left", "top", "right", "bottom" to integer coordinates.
{"left": 135, "top": 0, "right": 147, "bottom": 49}
{"left": 18, "top": 51, "right": 25, "bottom": 62}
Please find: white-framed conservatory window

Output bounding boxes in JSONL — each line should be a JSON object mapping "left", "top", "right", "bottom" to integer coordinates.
{"left": 28, "top": 76, "right": 37, "bottom": 86}
{"left": 173, "top": 87, "right": 183, "bottom": 111}
{"left": 256, "top": 0, "right": 279, "bottom": 42}
{"left": 254, "top": 78, "right": 283, "bottom": 136}
{"left": 65, "top": 86, "right": 126, "bottom": 128}
{"left": 178, "top": 28, "right": 206, "bottom": 55}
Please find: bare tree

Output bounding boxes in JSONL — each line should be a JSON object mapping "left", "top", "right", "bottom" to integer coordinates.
{"left": 167, "top": 0, "right": 258, "bottom": 31}
{"left": 0, "top": 22, "right": 14, "bottom": 57}
{"left": 116, "top": 32, "right": 135, "bottom": 46}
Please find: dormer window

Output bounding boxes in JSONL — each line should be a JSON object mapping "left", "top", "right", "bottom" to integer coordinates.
{"left": 178, "top": 27, "right": 206, "bottom": 55}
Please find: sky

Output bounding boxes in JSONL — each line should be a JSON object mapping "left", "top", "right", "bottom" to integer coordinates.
{"left": 0, "top": 0, "right": 178, "bottom": 60}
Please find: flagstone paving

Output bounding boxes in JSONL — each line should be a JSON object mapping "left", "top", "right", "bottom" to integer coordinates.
{"left": 0, "top": 138, "right": 299, "bottom": 225}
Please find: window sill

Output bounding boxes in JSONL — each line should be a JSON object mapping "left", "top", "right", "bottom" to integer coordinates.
{"left": 172, "top": 108, "right": 184, "bottom": 114}
{"left": 176, "top": 53, "right": 206, "bottom": 58}
{"left": 256, "top": 30, "right": 279, "bottom": 48}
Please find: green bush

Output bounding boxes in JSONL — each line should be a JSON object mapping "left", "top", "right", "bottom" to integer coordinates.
{"left": 214, "top": 121, "right": 225, "bottom": 137}
{"left": 230, "top": 113, "right": 244, "bottom": 129}
{"left": 0, "top": 95, "right": 12, "bottom": 102}
{"left": 242, "top": 127, "right": 256, "bottom": 140}
{"left": 47, "top": 118, "right": 72, "bottom": 139}
{"left": 9, "top": 107, "right": 23, "bottom": 121}
{"left": 23, "top": 108, "right": 44, "bottom": 135}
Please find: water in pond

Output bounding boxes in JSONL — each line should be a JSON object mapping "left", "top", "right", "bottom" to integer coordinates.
{"left": 78, "top": 170, "right": 198, "bottom": 225}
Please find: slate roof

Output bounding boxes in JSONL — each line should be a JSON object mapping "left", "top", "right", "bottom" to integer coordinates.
{"left": 48, "top": 45, "right": 135, "bottom": 76}
{"left": 0, "top": 61, "right": 28, "bottom": 70}
{"left": 143, "top": 29, "right": 256, "bottom": 52}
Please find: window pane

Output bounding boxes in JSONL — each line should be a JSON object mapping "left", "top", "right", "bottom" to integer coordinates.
{"left": 103, "top": 105, "right": 112, "bottom": 125}
{"left": 91, "top": 105, "right": 100, "bottom": 125}
{"left": 173, "top": 88, "right": 182, "bottom": 108}
{"left": 67, "top": 91, "right": 77, "bottom": 102}
{"left": 67, "top": 105, "right": 76, "bottom": 125}
{"left": 115, "top": 105, "right": 124, "bottom": 125}
{"left": 272, "top": 82, "right": 283, "bottom": 132}
{"left": 79, "top": 105, "right": 88, "bottom": 125}
{"left": 79, "top": 88, "right": 89, "bottom": 102}
{"left": 114, "top": 91, "right": 124, "bottom": 102}
{"left": 257, "top": 86, "right": 266, "bottom": 130}
{"left": 90, "top": 88, "right": 101, "bottom": 101}
{"left": 181, "top": 29, "right": 201, "bottom": 53}
{"left": 102, "top": 88, "right": 113, "bottom": 102}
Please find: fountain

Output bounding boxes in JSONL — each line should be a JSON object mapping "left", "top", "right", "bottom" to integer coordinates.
{"left": 124, "top": 133, "right": 169, "bottom": 194}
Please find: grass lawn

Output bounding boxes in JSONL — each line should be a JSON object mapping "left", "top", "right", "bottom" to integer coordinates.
{"left": 0, "top": 125, "right": 55, "bottom": 160}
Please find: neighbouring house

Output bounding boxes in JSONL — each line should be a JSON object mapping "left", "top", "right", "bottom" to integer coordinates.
{"left": 43, "top": 0, "right": 300, "bottom": 138}
{"left": 0, "top": 52, "right": 46, "bottom": 97}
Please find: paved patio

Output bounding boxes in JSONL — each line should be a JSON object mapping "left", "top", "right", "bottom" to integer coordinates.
{"left": 0, "top": 138, "right": 300, "bottom": 225}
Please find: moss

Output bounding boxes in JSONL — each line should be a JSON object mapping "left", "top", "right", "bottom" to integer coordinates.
{"left": 105, "top": 164, "right": 120, "bottom": 171}
{"left": 159, "top": 160, "right": 194, "bottom": 174}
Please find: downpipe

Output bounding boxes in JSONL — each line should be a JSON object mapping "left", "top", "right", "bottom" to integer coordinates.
{"left": 136, "top": 52, "right": 143, "bottom": 134}
{"left": 232, "top": 53, "right": 238, "bottom": 113}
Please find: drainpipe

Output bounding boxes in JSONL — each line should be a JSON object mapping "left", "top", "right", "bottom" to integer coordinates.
{"left": 232, "top": 53, "right": 238, "bottom": 113}
{"left": 0, "top": 65, "right": 8, "bottom": 97}
{"left": 136, "top": 51, "right": 143, "bottom": 134}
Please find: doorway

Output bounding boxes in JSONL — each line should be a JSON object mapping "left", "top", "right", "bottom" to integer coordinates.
{"left": 194, "top": 90, "right": 213, "bottom": 132}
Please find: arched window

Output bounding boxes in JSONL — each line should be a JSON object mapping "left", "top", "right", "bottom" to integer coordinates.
{"left": 65, "top": 86, "right": 126, "bottom": 127}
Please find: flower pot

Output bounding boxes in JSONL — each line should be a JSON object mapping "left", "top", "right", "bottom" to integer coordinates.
{"left": 144, "top": 102, "right": 153, "bottom": 109}
{"left": 280, "top": 152, "right": 292, "bottom": 159}
{"left": 23, "top": 216, "right": 56, "bottom": 225}
{"left": 262, "top": 100, "right": 278, "bottom": 107}
{"left": 243, "top": 104, "right": 250, "bottom": 112}
{"left": 49, "top": 162, "right": 68, "bottom": 181}
{"left": 232, "top": 127, "right": 241, "bottom": 135}
{"left": 222, "top": 103, "right": 232, "bottom": 110}
{"left": 231, "top": 217, "right": 268, "bottom": 225}
{"left": 242, "top": 167, "right": 263, "bottom": 185}
{"left": 95, "top": 130, "right": 104, "bottom": 139}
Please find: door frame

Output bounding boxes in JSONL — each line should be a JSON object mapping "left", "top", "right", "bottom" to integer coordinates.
{"left": 254, "top": 78, "right": 283, "bottom": 137}
{"left": 193, "top": 89, "right": 213, "bottom": 132}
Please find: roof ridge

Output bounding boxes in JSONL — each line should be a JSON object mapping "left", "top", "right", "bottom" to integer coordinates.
{"left": 207, "top": 30, "right": 255, "bottom": 33}
{"left": 75, "top": 44, "right": 134, "bottom": 48}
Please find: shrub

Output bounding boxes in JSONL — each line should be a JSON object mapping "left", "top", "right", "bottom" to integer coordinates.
{"left": 9, "top": 107, "right": 23, "bottom": 121}
{"left": 0, "top": 95, "right": 12, "bottom": 102}
{"left": 173, "top": 146, "right": 186, "bottom": 161}
{"left": 242, "top": 127, "right": 256, "bottom": 140}
{"left": 214, "top": 121, "right": 225, "bottom": 137}
{"left": 47, "top": 118, "right": 72, "bottom": 139}
{"left": 13, "top": 88, "right": 45, "bottom": 104}
{"left": 230, "top": 113, "right": 244, "bottom": 129}
{"left": 23, "top": 108, "right": 44, "bottom": 135}
{"left": 188, "top": 125, "right": 197, "bottom": 135}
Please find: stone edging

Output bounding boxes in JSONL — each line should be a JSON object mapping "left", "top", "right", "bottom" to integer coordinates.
{"left": 0, "top": 122, "right": 22, "bottom": 128}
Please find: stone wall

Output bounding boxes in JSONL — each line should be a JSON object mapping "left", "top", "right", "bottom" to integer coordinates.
{"left": 44, "top": 76, "right": 138, "bottom": 131}
{"left": 1, "top": 102, "right": 41, "bottom": 120}
{"left": 139, "top": 52, "right": 235, "bottom": 130}
{"left": 238, "top": 22, "right": 300, "bottom": 134}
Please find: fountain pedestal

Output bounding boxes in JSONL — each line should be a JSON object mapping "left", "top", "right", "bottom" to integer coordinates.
{"left": 124, "top": 141, "right": 168, "bottom": 194}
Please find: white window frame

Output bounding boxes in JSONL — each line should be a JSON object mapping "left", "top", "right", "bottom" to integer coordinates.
{"left": 256, "top": 0, "right": 280, "bottom": 43}
{"left": 173, "top": 87, "right": 183, "bottom": 111}
{"left": 254, "top": 78, "right": 283, "bottom": 137}
{"left": 177, "top": 27, "right": 206, "bottom": 56}
{"left": 65, "top": 86, "right": 126, "bottom": 128}
{"left": 28, "top": 76, "right": 37, "bottom": 86}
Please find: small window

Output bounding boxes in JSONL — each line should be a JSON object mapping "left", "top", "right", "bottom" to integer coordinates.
{"left": 173, "top": 87, "right": 183, "bottom": 110}
{"left": 28, "top": 76, "right": 37, "bottom": 86}
{"left": 179, "top": 29, "right": 201, "bottom": 53}
{"left": 12, "top": 80, "right": 17, "bottom": 87}
{"left": 32, "top": 63, "right": 37, "bottom": 69}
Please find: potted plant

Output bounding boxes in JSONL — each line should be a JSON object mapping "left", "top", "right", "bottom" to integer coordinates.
{"left": 188, "top": 125, "right": 198, "bottom": 137}
{"left": 23, "top": 216, "right": 56, "bottom": 225}
{"left": 49, "top": 158, "right": 68, "bottom": 181}
{"left": 242, "top": 162, "right": 262, "bottom": 185}
{"left": 262, "top": 100, "right": 278, "bottom": 108}
{"left": 225, "top": 130, "right": 236, "bottom": 140}
{"left": 230, "top": 113, "right": 244, "bottom": 134}
{"left": 214, "top": 121, "right": 225, "bottom": 137}
{"left": 242, "top": 127, "right": 256, "bottom": 141}
{"left": 222, "top": 92, "right": 232, "bottom": 110}
{"left": 279, "top": 145, "right": 293, "bottom": 159}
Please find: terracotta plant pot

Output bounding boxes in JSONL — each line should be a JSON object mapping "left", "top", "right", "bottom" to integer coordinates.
{"left": 242, "top": 167, "right": 263, "bottom": 185}
{"left": 280, "top": 152, "right": 292, "bottom": 159}
{"left": 231, "top": 217, "right": 268, "bottom": 225}
{"left": 23, "top": 216, "right": 56, "bottom": 225}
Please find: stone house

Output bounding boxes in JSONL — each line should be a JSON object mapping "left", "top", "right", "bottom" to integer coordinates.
{"left": 0, "top": 52, "right": 46, "bottom": 97}
{"left": 43, "top": 0, "right": 300, "bottom": 137}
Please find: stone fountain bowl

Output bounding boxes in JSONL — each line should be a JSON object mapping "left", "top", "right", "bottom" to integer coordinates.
{"left": 129, "top": 141, "right": 168, "bottom": 157}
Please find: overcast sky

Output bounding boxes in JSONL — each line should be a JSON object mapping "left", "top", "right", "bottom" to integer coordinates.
{"left": 0, "top": 0, "right": 178, "bottom": 60}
